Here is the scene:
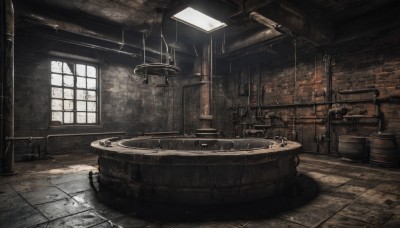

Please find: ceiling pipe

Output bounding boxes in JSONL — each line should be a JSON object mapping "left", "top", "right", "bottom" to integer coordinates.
{"left": 22, "top": 14, "right": 119, "bottom": 42}
{"left": 257, "top": 1, "right": 334, "bottom": 45}
{"left": 20, "top": 14, "right": 194, "bottom": 57}
{"left": 221, "top": 12, "right": 287, "bottom": 56}
{"left": 250, "top": 12, "right": 280, "bottom": 31}
{"left": 26, "top": 32, "right": 144, "bottom": 59}
{"left": 224, "top": 27, "right": 282, "bottom": 54}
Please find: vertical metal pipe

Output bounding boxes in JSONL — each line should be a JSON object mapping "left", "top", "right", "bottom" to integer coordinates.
{"left": 247, "top": 66, "right": 251, "bottom": 106}
{"left": 160, "top": 27, "right": 163, "bottom": 63}
{"left": 200, "top": 43, "right": 211, "bottom": 129}
{"left": 324, "top": 55, "right": 333, "bottom": 156}
{"left": 0, "top": 0, "right": 3, "bottom": 164}
{"left": 293, "top": 39, "right": 297, "bottom": 103}
{"left": 142, "top": 33, "right": 146, "bottom": 63}
{"left": 1, "top": 0, "right": 15, "bottom": 174}
{"left": 258, "top": 65, "right": 261, "bottom": 106}
{"left": 210, "top": 36, "right": 213, "bottom": 105}
{"left": 181, "top": 87, "right": 185, "bottom": 135}
{"left": 196, "top": 42, "right": 217, "bottom": 137}
{"left": 251, "top": 84, "right": 257, "bottom": 106}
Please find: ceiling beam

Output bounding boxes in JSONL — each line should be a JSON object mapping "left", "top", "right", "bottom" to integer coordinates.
{"left": 256, "top": 0, "right": 334, "bottom": 45}
{"left": 334, "top": 0, "right": 398, "bottom": 23}
{"left": 226, "top": 0, "right": 277, "bottom": 12}
{"left": 334, "top": 2, "right": 400, "bottom": 43}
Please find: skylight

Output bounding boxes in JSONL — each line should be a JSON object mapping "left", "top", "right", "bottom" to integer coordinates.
{"left": 172, "top": 7, "right": 227, "bottom": 33}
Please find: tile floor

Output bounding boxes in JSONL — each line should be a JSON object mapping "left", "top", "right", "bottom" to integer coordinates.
{"left": 1, "top": 153, "right": 400, "bottom": 227}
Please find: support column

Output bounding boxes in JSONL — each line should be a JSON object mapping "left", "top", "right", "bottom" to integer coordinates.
{"left": 196, "top": 42, "right": 217, "bottom": 138}
{"left": 1, "top": 0, "right": 15, "bottom": 175}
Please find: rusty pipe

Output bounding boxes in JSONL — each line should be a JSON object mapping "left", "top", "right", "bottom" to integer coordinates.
{"left": 199, "top": 42, "right": 212, "bottom": 129}
{"left": 225, "top": 27, "right": 282, "bottom": 53}
{"left": 250, "top": 12, "right": 280, "bottom": 30}
{"left": 324, "top": 55, "right": 333, "bottom": 156}
{"left": 229, "top": 97, "right": 394, "bottom": 110}
{"left": 338, "top": 88, "right": 379, "bottom": 95}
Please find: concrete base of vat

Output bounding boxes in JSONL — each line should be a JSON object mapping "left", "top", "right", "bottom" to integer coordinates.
{"left": 91, "top": 137, "right": 302, "bottom": 204}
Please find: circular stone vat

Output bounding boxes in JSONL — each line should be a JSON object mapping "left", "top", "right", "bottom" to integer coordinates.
{"left": 91, "top": 137, "right": 302, "bottom": 204}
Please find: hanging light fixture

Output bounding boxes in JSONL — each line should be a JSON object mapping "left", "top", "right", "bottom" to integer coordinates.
{"left": 134, "top": 10, "right": 181, "bottom": 85}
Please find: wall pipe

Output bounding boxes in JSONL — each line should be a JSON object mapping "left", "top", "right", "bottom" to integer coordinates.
{"left": 337, "top": 87, "right": 381, "bottom": 131}
{"left": 292, "top": 39, "right": 298, "bottom": 141}
{"left": 45, "top": 132, "right": 126, "bottom": 156}
{"left": 5, "top": 137, "right": 44, "bottom": 160}
{"left": 143, "top": 131, "right": 179, "bottom": 136}
{"left": 377, "top": 102, "right": 383, "bottom": 132}
{"left": 210, "top": 36, "right": 213, "bottom": 109}
{"left": 338, "top": 88, "right": 379, "bottom": 95}
{"left": 228, "top": 97, "right": 390, "bottom": 110}
{"left": 230, "top": 97, "right": 387, "bottom": 141}
{"left": 322, "top": 55, "right": 333, "bottom": 155}
{"left": 6, "top": 137, "right": 44, "bottom": 141}
{"left": 1, "top": 0, "right": 15, "bottom": 175}
{"left": 247, "top": 66, "right": 251, "bottom": 106}
{"left": 258, "top": 66, "right": 262, "bottom": 106}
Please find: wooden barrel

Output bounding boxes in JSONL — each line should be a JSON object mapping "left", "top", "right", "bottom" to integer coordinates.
{"left": 370, "top": 133, "right": 399, "bottom": 167}
{"left": 338, "top": 135, "right": 367, "bottom": 162}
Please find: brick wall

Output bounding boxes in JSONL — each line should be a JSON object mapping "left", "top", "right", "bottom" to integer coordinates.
{"left": 217, "top": 29, "right": 400, "bottom": 156}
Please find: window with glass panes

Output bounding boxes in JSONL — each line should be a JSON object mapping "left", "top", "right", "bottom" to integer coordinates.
{"left": 50, "top": 60, "right": 98, "bottom": 125}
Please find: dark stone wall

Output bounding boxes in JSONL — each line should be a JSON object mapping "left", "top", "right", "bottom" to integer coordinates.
{"left": 218, "top": 29, "right": 400, "bottom": 156}
{"left": 13, "top": 22, "right": 400, "bottom": 159}
{"left": 14, "top": 33, "right": 184, "bottom": 159}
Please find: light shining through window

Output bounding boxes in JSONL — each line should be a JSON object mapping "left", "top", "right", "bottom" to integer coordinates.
{"left": 50, "top": 60, "right": 99, "bottom": 125}
{"left": 172, "top": 7, "right": 227, "bottom": 33}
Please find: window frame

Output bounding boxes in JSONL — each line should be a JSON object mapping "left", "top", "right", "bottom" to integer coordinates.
{"left": 50, "top": 58, "right": 100, "bottom": 126}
